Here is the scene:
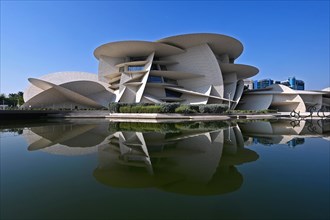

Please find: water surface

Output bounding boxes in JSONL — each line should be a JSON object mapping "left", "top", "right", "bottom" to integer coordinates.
{"left": 1, "top": 119, "right": 329, "bottom": 220}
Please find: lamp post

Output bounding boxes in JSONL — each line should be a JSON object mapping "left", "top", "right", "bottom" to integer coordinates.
{"left": 227, "top": 92, "right": 231, "bottom": 111}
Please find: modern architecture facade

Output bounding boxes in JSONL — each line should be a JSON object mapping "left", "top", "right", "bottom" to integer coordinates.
{"left": 22, "top": 33, "right": 329, "bottom": 112}
{"left": 23, "top": 33, "right": 259, "bottom": 109}
{"left": 237, "top": 84, "right": 330, "bottom": 112}
{"left": 94, "top": 33, "right": 258, "bottom": 108}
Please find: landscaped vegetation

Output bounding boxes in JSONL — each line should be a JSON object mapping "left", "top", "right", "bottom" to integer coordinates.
{"left": 109, "top": 102, "right": 277, "bottom": 114}
{"left": 0, "top": 92, "right": 24, "bottom": 108}
{"left": 109, "top": 102, "right": 229, "bottom": 114}
{"left": 108, "top": 121, "right": 230, "bottom": 133}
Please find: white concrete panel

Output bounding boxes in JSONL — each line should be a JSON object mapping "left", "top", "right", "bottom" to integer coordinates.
{"left": 166, "top": 44, "right": 224, "bottom": 98}
{"left": 98, "top": 56, "right": 124, "bottom": 83}
{"left": 158, "top": 33, "right": 243, "bottom": 59}
{"left": 181, "top": 94, "right": 209, "bottom": 105}
{"left": 223, "top": 72, "right": 237, "bottom": 100}
{"left": 88, "top": 90, "right": 116, "bottom": 107}
{"left": 144, "top": 87, "right": 166, "bottom": 98}
{"left": 61, "top": 81, "right": 108, "bottom": 96}
{"left": 271, "top": 94, "right": 306, "bottom": 112}
{"left": 217, "top": 54, "right": 229, "bottom": 63}
{"left": 23, "top": 72, "right": 115, "bottom": 108}
{"left": 24, "top": 71, "right": 100, "bottom": 101}
{"left": 232, "top": 80, "right": 244, "bottom": 109}
{"left": 299, "top": 94, "right": 323, "bottom": 111}
{"left": 120, "top": 86, "right": 138, "bottom": 103}
{"left": 237, "top": 94, "right": 273, "bottom": 110}
{"left": 136, "top": 52, "right": 154, "bottom": 102}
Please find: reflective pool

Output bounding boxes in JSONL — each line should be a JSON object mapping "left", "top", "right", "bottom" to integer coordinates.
{"left": 1, "top": 119, "right": 329, "bottom": 220}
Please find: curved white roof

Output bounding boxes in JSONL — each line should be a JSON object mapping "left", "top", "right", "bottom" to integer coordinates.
{"left": 94, "top": 41, "right": 184, "bottom": 59}
{"left": 220, "top": 63, "right": 259, "bottom": 79}
{"left": 26, "top": 78, "right": 103, "bottom": 107}
{"left": 23, "top": 71, "right": 114, "bottom": 109}
{"left": 157, "top": 33, "right": 243, "bottom": 59}
{"left": 24, "top": 71, "right": 108, "bottom": 101}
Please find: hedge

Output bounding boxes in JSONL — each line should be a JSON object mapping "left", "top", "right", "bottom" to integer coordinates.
{"left": 199, "top": 104, "right": 228, "bottom": 113}
{"left": 118, "top": 122, "right": 178, "bottom": 133}
{"left": 119, "top": 106, "right": 131, "bottom": 113}
{"left": 108, "top": 121, "right": 229, "bottom": 133}
{"left": 110, "top": 102, "right": 232, "bottom": 114}
{"left": 118, "top": 105, "right": 162, "bottom": 113}
{"left": 157, "top": 103, "right": 180, "bottom": 113}
{"left": 110, "top": 102, "right": 278, "bottom": 114}
{"left": 174, "top": 105, "right": 197, "bottom": 114}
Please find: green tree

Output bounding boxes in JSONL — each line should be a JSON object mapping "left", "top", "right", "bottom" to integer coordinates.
{"left": 1, "top": 91, "right": 24, "bottom": 107}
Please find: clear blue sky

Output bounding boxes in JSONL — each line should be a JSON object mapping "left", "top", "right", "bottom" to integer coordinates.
{"left": 1, "top": 1, "right": 329, "bottom": 94}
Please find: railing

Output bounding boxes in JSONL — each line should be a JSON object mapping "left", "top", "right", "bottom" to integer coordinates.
{"left": 289, "top": 103, "right": 329, "bottom": 134}
{"left": 290, "top": 104, "right": 330, "bottom": 120}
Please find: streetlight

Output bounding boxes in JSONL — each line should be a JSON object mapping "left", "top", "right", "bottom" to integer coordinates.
{"left": 227, "top": 92, "right": 231, "bottom": 111}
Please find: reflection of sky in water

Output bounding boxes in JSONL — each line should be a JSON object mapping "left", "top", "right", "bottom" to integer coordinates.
{"left": 1, "top": 119, "right": 329, "bottom": 220}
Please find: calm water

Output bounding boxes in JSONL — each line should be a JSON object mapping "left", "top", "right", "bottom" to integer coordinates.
{"left": 1, "top": 119, "right": 329, "bottom": 220}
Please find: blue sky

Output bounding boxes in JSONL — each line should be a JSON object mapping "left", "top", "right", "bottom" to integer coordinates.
{"left": 1, "top": 1, "right": 329, "bottom": 94}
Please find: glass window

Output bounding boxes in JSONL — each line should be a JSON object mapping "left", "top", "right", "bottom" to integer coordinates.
{"left": 119, "top": 67, "right": 124, "bottom": 72}
{"left": 128, "top": 65, "right": 144, "bottom": 71}
{"left": 147, "top": 76, "right": 163, "bottom": 83}
{"left": 151, "top": 64, "right": 159, "bottom": 70}
{"left": 165, "top": 89, "right": 182, "bottom": 97}
{"left": 129, "top": 57, "right": 147, "bottom": 61}
{"left": 163, "top": 77, "right": 178, "bottom": 85}
{"left": 160, "top": 65, "right": 167, "bottom": 71}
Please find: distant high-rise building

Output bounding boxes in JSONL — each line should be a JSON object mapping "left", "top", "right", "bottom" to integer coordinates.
{"left": 252, "top": 77, "right": 304, "bottom": 90}
{"left": 288, "top": 77, "right": 304, "bottom": 90}
{"left": 253, "top": 79, "right": 273, "bottom": 89}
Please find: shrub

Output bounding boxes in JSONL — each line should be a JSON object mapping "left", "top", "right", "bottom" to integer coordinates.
{"left": 119, "top": 122, "right": 178, "bottom": 133}
{"left": 119, "top": 106, "right": 131, "bottom": 113}
{"left": 130, "top": 105, "right": 141, "bottom": 113}
{"left": 108, "top": 122, "right": 120, "bottom": 132}
{"left": 256, "top": 109, "right": 278, "bottom": 114}
{"left": 175, "top": 105, "right": 197, "bottom": 114}
{"left": 200, "top": 121, "right": 229, "bottom": 129}
{"left": 142, "top": 106, "right": 162, "bottom": 113}
{"left": 199, "top": 104, "right": 228, "bottom": 113}
{"left": 189, "top": 105, "right": 200, "bottom": 113}
{"left": 175, "top": 121, "right": 200, "bottom": 129}
{"left": 115, "top": 103, "right": 230, "bottom": 114}
{"left": 109, "top": 102, "right": 120, "bottom": 113}
{"left": 158, "top": 103, "right": 180, "bottom": 113}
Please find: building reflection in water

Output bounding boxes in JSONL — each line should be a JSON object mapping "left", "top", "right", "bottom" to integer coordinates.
{"left": 239, "top": 119, "right": 330, "bottom": 147}
{"left": 23, "top": 119, "right": 111, "bottom": 156}
{"left": 95, "top": 122, "right": 258, "bottom": 195}
{"left": 21, "top": 119, "right": 329, "bottom": 195}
